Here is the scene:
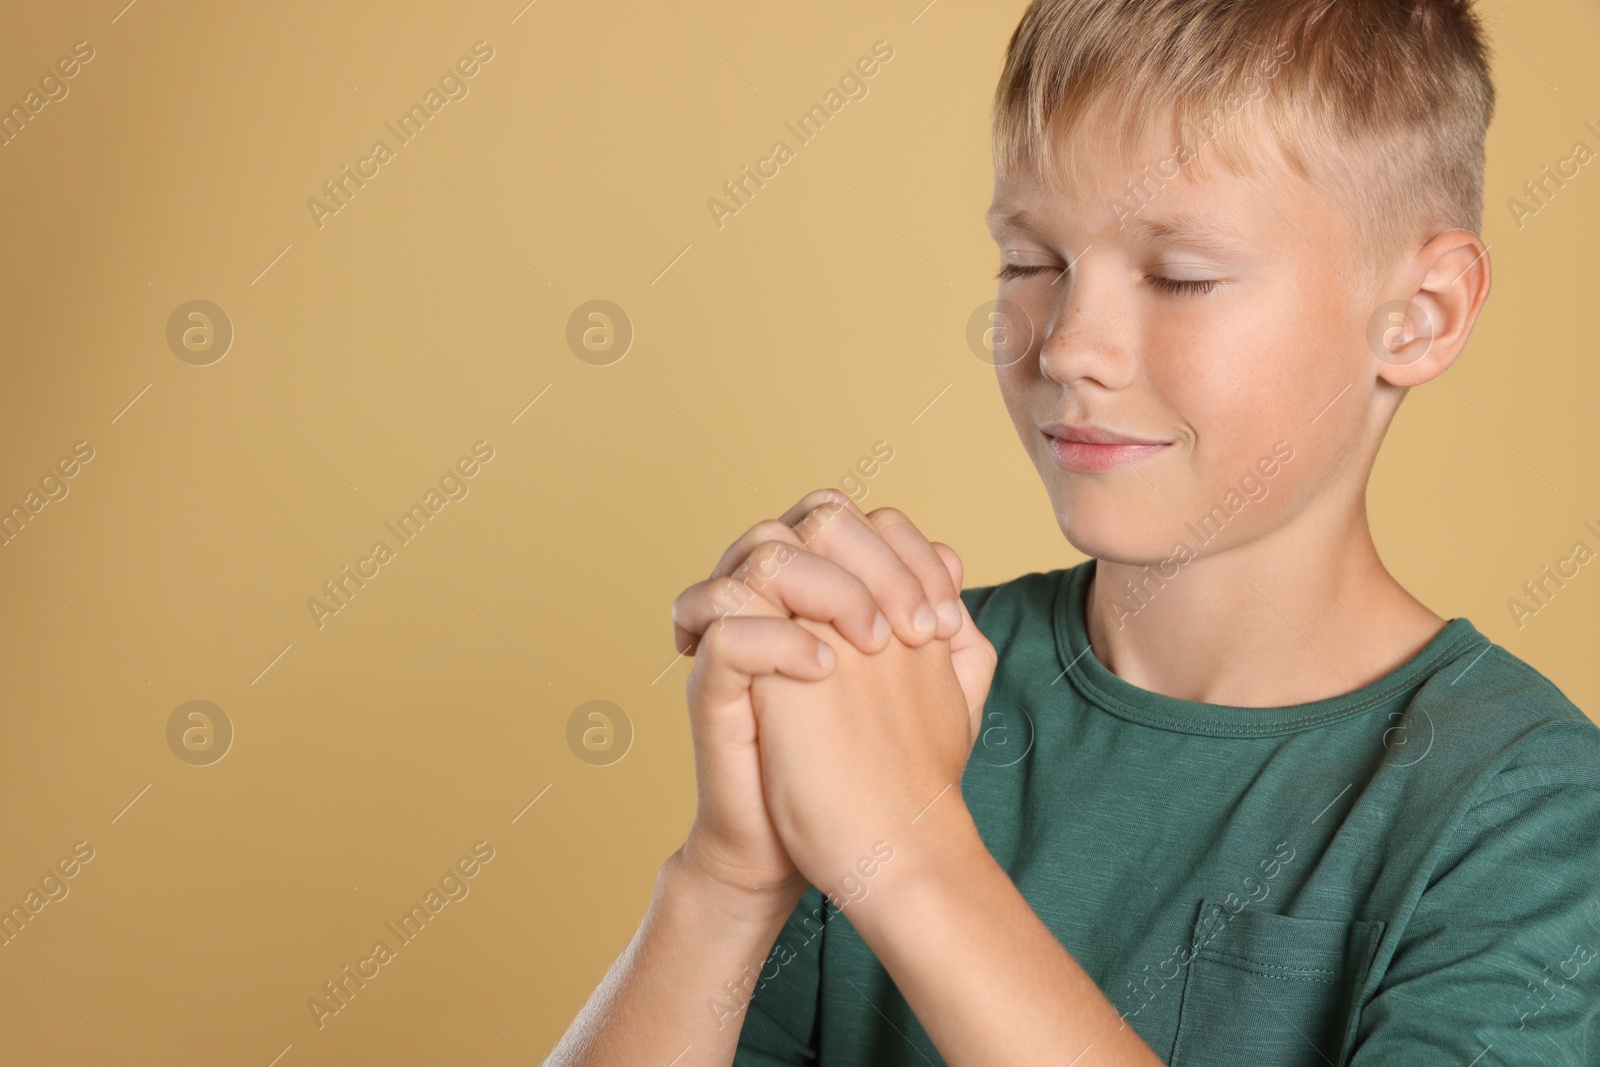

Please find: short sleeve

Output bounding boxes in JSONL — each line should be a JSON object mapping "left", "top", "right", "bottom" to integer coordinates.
{"left": 1349, "top": 735, "right": 1600, "bottom": 1064}
{"left": 731, "top": 887, "right": 828, "bottom": 1066}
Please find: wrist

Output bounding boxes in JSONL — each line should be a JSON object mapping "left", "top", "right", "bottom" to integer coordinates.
{"left": 659, "top": 845, "right": 808, "bottom": 932}
{"left": 835, "top": 795, "right": 992, "bottom": 937}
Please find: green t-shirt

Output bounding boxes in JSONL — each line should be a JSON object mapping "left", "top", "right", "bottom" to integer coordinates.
{"left": 731, "top": 559, "right": 1600, "bottom": 1066}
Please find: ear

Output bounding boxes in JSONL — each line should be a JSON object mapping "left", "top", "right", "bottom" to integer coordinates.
{"left": 1368, "top": 229, "right": 1491, "bottom": 387}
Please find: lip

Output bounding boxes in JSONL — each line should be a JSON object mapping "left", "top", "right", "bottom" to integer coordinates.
{"left": 1041, "top": 422, "right": 1172, "bottom": 472}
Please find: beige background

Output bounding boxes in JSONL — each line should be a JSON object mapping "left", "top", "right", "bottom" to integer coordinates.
{"left": 1, "top": 1, "right": 1596, "bottom": 1063}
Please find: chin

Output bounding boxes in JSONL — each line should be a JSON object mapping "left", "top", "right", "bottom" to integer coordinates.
{"left": 1058, "top": 526, "right": 1180, "bottom": 568}
{"left": 1048, "top": 492, "right": 1186, "bottom": 567}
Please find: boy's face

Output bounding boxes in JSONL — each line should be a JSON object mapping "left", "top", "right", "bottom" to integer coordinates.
{"left": 986, "top": 111, "right": 1385, "bottom": 566}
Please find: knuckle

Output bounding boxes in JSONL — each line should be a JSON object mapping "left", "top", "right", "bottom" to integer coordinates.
{"left": 790, "top": 490, "right": 857, "bottom": 544}
{"left": 795, "top": 502, "right": 848, "bottom": 546}
{"left": 742, "top": 518, "right": 797, "bottom": 553}
{"left": 710, "top": 575, "right": 756, "bottom": 612}
{"left": 676, "top": 581, "right": 722, "bottom": 627}
{"left": 796, "top": 487, "right": 856, "bottom": 515}
{"left": 757, "top": 517, "right": 800, "bottom": 538}
{"left": 713, "top": 519, "right": 797, "bottom": 579}
{"left": 697, "top": 615, "right": 735, "bottom": 656}
{"left": 740, "top": 538, "right": 798, "bottom": 579}
{"left": 679, "top": 577, "right": 715, "bottom": 612}
{"left": 867, "top": 505, "right": 910, "bottom": 528}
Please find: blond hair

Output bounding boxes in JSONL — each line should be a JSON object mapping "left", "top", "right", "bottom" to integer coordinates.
{"left": 992, "top": 0, "right": 1496, "bottom": 300}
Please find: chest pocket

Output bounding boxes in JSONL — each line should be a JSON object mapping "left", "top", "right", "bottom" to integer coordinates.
{"left": 1169, "top": 898, "right": 1385, "bottom": 1067}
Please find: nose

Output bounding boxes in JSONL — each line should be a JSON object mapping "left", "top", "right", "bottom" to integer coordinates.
{"left": 1033, "top": 252, "right": 1137, "bottom": 392}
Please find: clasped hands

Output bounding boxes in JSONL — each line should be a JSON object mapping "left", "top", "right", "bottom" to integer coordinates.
{"left": 670, "top": 489, "right": 998, "bottom": 916}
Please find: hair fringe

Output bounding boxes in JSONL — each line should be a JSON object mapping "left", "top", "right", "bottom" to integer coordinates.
{"left": 991, "top": 0, "right": 1496, "bottom": 296}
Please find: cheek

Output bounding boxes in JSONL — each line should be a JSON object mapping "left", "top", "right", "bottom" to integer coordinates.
{"left": 1153, "top": 327, "right": 1312, "bottom": 466}
{"left": 994, "top": 362, "right": 1042, "bottom": 440}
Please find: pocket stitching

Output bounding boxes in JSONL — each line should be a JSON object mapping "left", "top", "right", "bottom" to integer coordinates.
{"left": 1197, "top": 955, "right": 1341, "bottom": 982}
{"left": 1200, "top": 937, "right": 1346, "bottom": 978}
{"left": 1170, "top": 899, "right": 1385, "bottom": 1066}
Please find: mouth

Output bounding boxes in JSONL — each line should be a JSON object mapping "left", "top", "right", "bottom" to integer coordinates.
{"left": 1040, "top": 422, "right": 1172, "bottom": 473}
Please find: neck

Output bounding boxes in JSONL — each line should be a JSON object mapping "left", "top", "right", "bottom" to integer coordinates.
{"left": 1083, "top": 492, "right": 1445, "bottom": 707}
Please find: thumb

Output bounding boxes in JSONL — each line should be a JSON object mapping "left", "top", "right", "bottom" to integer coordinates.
{"left": 929, "top": 543, "right": 996, "bottom": 737}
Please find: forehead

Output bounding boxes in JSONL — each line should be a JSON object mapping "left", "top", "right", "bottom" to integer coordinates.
{"left": 988, "top": 201, "right": 1255, "bottom": 260}
{"left": 986, "top": 110, "right": 1308, "bottom": 250}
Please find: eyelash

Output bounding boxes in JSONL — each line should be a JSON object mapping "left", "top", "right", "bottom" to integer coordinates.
{"left": 995, "top": 262, "right": 1218, "bottom": 296}
{"left": 1147, "top": 274, "right": 1219, "bottom": 297}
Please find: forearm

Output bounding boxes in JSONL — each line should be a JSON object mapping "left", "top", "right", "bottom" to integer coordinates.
{"left": 543, "top": 847, "right": 804, "bottom": 1067}
{"left": 847, "top": 805, "right": 1165, "bottom": 1067}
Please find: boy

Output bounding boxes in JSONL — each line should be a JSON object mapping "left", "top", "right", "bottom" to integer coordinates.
{"left": 546, "top": 1, "right": 1600, "bottom": 1064}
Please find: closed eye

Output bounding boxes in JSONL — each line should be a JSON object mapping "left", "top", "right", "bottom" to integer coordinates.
{"left": 995, "top": 263, "right": 1059, "bottom": 282}
{"left": 1146, "top": 275, "right": 1218, "bottom": 296}
{"left": 998, "top": 262, "right": 1218, "bottom": 297}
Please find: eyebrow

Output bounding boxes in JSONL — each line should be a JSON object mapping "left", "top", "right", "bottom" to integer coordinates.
{"left": 986, "top": 205, "right": 1252, "bottom": 255}
{"left": 1124, "top": 211, "right": 1252, "bottom": 255}
{"left": 985, "top": 207, "right": 1033, "bottom": 235}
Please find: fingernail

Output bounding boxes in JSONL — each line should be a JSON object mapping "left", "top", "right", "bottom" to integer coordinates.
{"left": 816, "top": 640, "right": 836, "bottom": 668}
{"left": 936, "top": 601, "right": 961, "bottom": 632}
{"left": 872, "top": 612, "right": 891, "bottom": 642}
{"left": 913, "top": 603, "right": 937, "bottom": 635}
